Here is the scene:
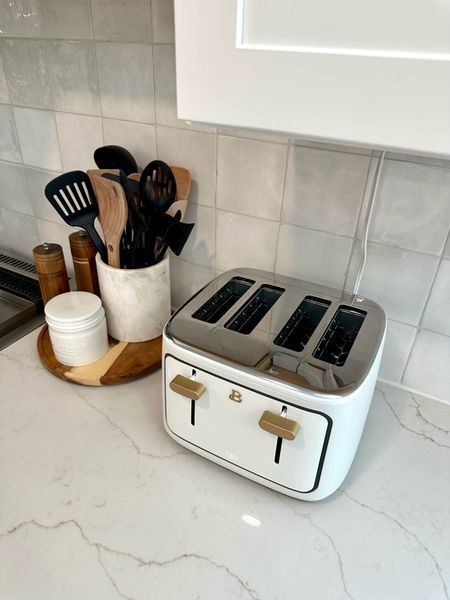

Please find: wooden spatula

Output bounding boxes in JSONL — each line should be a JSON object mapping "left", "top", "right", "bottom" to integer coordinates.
{"left": 170, "top": 167, "right": 191, "bottom": 202}
{"left": 88, "top": 173, "right": 128, "bottom": 268}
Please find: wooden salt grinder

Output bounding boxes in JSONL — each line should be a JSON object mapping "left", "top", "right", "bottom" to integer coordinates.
{"left": 33, "top": 242, "right": 70, "bottom": 305}
{"left": 69, "top": 230, "right": 100, "bottom": 296}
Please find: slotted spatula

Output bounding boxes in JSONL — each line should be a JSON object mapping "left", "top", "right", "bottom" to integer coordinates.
{"left": 44, "top": 171, "right": 107, "bottom": 263}
{"left": 88, "top": 174, "right": 128, "bottom": 268}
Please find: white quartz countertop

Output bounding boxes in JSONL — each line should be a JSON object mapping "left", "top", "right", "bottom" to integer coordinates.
{"left": 1, "top": 328, "right": 449, "bottom": 600}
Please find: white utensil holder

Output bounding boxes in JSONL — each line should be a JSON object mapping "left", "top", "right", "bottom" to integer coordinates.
{"left": 95, "top": 253, "right": 171, "bottom": 342}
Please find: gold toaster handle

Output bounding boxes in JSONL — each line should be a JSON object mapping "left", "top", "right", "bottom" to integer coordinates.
{"left": 169, "top": 374, "right": 206, "bottom": 401}
{"left": 258, "top": 410, "right": 300, "bottom": 441}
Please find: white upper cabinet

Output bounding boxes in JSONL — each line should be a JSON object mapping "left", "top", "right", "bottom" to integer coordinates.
{"left": 174, "top": 0, "right": 450, "bottom": 156}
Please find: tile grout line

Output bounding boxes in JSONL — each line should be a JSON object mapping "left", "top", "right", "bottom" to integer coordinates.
{"left": 401, "top": 225, "right": 450, "bottom": 382}
{"left": 149, "top": 20, "right": 157, "bottom": 137}
{"left": 0, "top": 43, "right": 20, "bottom": 252}
{"left": 88, "top": 0, "right": 105, "bottom": 146}
{"left": 341, "top": 151, "right": 376, "bottom": 294}
{"left": 212, "top": 131, "right": 218, "bottom": 273}
{"left": 148, "top": 0, "right": 154, "bottom": 45}
{"left": 273, "top": 140, "right": 292, "bottom": 272}
{"left": 40, "top": 41, "right": 56, "bottom": 112}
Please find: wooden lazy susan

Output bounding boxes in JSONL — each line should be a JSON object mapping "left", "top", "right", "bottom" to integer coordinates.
{"left": 37, "top": 325, "right": 161, "bottom": 386}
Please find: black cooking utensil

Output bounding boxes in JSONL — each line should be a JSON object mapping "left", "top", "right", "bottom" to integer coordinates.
{"left": 101, "top": 172, "right": 140, "bottom": 196}
{"left": 119, "top": 171, "right": 149, "bottom": 268}
{"left": 45, "top": 171, "right": 107, "bottom": 263}
{"left": 154, "top": 216, "right": 195, "bottom": 262}
{"left": 139, "top": 160, "right": 177, "bottom": 215}
{"left": 94, "top": 145, "right": 138, "bottom": 176}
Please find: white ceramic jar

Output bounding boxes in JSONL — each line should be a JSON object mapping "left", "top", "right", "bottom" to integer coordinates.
{"left": 45, "top": 291, "right": 108, "bottom": 366}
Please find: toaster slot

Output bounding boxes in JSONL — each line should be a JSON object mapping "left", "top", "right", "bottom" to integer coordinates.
{"left": 313, "top": 306, "right": 366, "bottom": 366}
{"left": 273, "top": 296, "right": 331, "bottom": 352}
{"left": 224, "top": 285, "right": 285, "bottom": 335}
{"left": 191, "top": 276, "right": 254, "bottom": 323}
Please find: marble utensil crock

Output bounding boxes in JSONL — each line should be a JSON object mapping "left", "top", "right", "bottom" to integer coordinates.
{"left": 95, "top": 253, "right": 171, "bottom": 342}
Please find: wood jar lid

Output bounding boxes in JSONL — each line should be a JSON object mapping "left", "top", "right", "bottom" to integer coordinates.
{"left": 69, "top": 230, "right": 97, "bottom": 259}
{"left": 33, "top": 242, "right": 66, "bottom": 274}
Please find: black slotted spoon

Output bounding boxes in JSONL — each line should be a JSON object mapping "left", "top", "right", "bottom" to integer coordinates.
{"left": 139, "top": 160, "right": 177, "bottom": 215}
{"left": 44, "top": 171, "right": 107, "bottom": 263}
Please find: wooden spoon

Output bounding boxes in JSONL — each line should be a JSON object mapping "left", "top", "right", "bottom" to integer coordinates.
{"left": 88, "top": 173, "right": 128, "bottom": 268}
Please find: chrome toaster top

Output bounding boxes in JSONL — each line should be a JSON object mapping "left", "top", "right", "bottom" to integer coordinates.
{"left": 163, "top": 268, "right": 386, "bottom": 500}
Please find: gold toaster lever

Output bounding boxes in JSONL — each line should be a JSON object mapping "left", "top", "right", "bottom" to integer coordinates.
{"left": 169, "top": 374, "right": 206, "bottom": 401}
{"left": 258, "top": 410, "right": 300, "bottom": 441}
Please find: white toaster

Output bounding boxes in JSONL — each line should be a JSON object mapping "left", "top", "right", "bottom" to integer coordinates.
{"left": 162, "top": 268, "right": 386, "bottom": 501}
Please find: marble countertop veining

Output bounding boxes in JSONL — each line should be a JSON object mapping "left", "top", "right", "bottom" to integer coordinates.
{"left": 0, "top": 329, "right": 449, "bottom": 600}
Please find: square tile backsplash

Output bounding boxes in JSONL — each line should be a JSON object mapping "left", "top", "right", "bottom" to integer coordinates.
{"left": 0, "top": 0, "right": 449, "bottom": 404}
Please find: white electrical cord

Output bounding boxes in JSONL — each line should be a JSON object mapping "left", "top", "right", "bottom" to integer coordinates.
{"left": 352, "top": 150, "right": 386, "bottom": 296}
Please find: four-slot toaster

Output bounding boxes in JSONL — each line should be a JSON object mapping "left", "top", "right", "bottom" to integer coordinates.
{"left": 162, "top": 268, "right": 386, "bottom": 501}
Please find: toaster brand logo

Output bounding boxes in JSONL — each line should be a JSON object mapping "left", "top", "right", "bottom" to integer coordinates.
{"left": 229, "top": 389, "right": 242, "bottom": 403}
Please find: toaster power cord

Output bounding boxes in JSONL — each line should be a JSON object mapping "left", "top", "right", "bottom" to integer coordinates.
{"left": 352, "top": 149, "right": 386, "bottom": 297}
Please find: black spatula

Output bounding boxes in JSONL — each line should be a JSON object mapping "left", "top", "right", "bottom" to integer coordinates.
{"left": 154, "top": 215, "right": 195, "bottom": 263}
{"left": 45, "top": 171, "right": 107, "bottom": 263}
{"left": 94, "top": 145, "right": 138, "bottom": 176}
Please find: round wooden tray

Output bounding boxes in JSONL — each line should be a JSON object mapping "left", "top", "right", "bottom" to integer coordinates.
{"left": 37, "top": 325, "right": 161, "bottom": 386}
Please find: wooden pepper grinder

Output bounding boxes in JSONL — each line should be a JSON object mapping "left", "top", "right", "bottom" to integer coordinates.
{"left": 69, "top": 230, "right": 100, "bottom": 296}
{"left": 33, "top": 242, "right": 70, "bottom": 305}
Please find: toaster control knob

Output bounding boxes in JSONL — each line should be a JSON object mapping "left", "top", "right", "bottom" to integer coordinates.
{"left": 258, "top": 410, "right": 300, "bottom": 441}
{"left": 169, "top": 374, "right": 206, "bottom": 401}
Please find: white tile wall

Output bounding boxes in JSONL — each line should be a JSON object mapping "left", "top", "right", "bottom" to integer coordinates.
{"left": 0, "top": 0, "right": 41, "bottom": 37}
{"left": 91, "top": 0, "right": 152, "bottom": 42}
{"left": 351, "top": 242, "right": 439, "bottom": 325}
{"left": 96, "top": 42, "right": 154, "bottom": 122}
{"left": 444, "top": 236, "right": 450, "bottom": 259}
{"left": 156, "top": 126, "right": 216, "bottom": 207}
{"left": 1, "top": 207, "right": 39, "bottom": 254}
{"left": 421, "top": 260, "right": 450, "bottom": 336}
{"left": 102, "top": 118, "right": 156, "bottom": 169}
{"left": 282, "top": 145, "right": 370, "bottom": 237}
{"left": 169, "top": 256, "right": 213, "bottom": 309}
{"left": 153, "top": 44, "right": 179, "bottom": 129}
{"left": 151, "top": 0, "right": 174, "bottom": 43}
{"left": 0, "top": 104, "right": 21, "bottom": 162}
{"left": 14, "top": 106, "right": 61, "bottom": 169}
{"left": 25, "top": 166, "right": 62, "bottom": 223}
{"left": 370, "top": 160, "right": 450, "bottom": 255}
{"left": 403, "top": 331, "right": 450, "bottom": 401}
{"left": 0, "top": 208, "right": 8, "bottom": 249}
{"left": 217, "top": 136, "right": 287, "bottom": 221}
{"left": 276, "top": 224, "right": 353, "bottom": 288}
{"left": 1, "top": 39, "right": 51, "bottom": 108}
{"left": 55, "top": 112, "right": 102, "bottom": 171}
{"left": 216, "top": 210, "right": 278, "bottom": 272}
{"left": 0, "top": 54, "right": 9, "bottom": 103}
{"left": 45, "top": 41, "right": 99, "bottom": 115}
{"left": 0, "top": 160, "right": 33, "bottom": 214}
{"left": 38, "top": 0, "right": 92, "bottom": 40}
{"left": 378, "top": 319, "right": 416, "bottom": 383}
{"left": 0, "top": 0, "right": 449, "bottom": 403}
{"left": 181, "top": 203, "right": 215, "bottom": 268}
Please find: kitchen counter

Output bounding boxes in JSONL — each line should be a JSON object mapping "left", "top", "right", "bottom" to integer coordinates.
{"left": 0, "top": 329, "right": 449, "bottom": 600}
